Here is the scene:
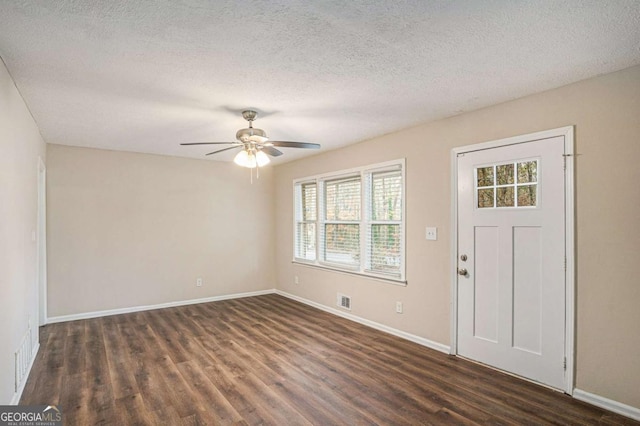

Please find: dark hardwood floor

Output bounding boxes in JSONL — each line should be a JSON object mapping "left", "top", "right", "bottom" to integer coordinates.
{"left": 21, "top": 294, "right": 637, "bottom": 425}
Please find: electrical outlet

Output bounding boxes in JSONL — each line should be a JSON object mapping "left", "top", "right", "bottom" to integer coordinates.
{"left": 396, "top": 301, "right": 403, "bottom": 313}
{"left": 426, "top": 227, "right": 438, "bottom": 241}
{"left": 196, "top": 278, "right": 202, "bottom": 287}
{"left": 294, "top": 275, "right": 299, "bottom": 284}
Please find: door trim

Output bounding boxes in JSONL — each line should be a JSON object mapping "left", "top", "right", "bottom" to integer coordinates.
{"left": 37, "top": 156, "right": 47, "bottom": 326}
{"left": 450, "top": 126, "right": 575, "bottom": 394}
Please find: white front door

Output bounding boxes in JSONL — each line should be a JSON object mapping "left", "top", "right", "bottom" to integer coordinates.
{"left": 456, "top": 135, "right": 567, "bottom": 390}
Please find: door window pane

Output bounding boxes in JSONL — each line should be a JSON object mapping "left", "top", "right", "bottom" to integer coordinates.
{"left": 518, "top": 185, "right": 537, "bottom": 206}
{"left": 517, "top": 161, "right": 538, "bottom": 183}
{"left": 496, "top": 164, "right": 514, "bottom": 185}
{"left": 478, "top": 188, "right": 494, "bottom": 208}
{"left": 477, "top": 167, "right": 494, "bottom": 187}
{"left": 497, "top": 187, "right": 514, "bottom": 207}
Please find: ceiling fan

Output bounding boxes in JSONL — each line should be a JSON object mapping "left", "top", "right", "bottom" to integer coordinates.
{"left": 181, "top": 110, "right": 320, "bottom": 168}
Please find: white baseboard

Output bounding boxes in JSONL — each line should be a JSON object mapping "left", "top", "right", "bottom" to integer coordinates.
{"left": 10, "top": 343, "right": 40, "bottom": 405}
{"left": 46, "top": 289, "right": 276, "bottom": 324}
{"left": 573, "top": 388, "right": 640, "bottom": 421}
{"left": 47, "top": 287, "right": 449, "bottom": 352}
{"left": 275, "top": 290, "right": 450, "bottom": 354}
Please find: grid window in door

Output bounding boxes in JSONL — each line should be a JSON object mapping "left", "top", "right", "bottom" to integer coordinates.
{"left": 476, "top": 160, "right": 538, "bottom": 208}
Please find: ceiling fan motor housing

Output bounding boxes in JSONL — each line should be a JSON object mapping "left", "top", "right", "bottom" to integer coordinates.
{"left": 236, "top": 127, "right": 268, "bottom": 143}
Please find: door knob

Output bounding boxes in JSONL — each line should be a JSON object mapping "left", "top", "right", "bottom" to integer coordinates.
{"left": 458, "top": 268, "right": 468, "bottom": 276}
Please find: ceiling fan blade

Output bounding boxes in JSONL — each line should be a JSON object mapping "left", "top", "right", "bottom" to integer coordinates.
{"left": 261, "top": 146, "right": 284, "bottom": 157}
{"left": 269, "top": 141, "right": 320, "bottom": 149}
{"left": 205, "top": 146, "right": 243, "bottom": 156}
{"left": 180, "top": 142, "right": 238, "bottom": 146}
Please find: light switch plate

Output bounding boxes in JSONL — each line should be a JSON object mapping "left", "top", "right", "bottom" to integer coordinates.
{"left": 426, "top": 227, "right": 437, "bottom": 241}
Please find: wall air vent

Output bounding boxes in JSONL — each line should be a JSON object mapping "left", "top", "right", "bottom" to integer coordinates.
{"left": 337, "top": 293, "right": 351, "bottom": 310}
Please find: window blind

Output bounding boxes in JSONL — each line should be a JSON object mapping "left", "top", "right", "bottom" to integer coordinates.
{"left": 366, "top": 169, "right": 402, "bottom": 277}
{"left": 294, "top": 182, "right": 317, "bottom": 260}
{"left": 293, "top": 159, "right": 405, "bottom": 283}
{"left": 321, "top": 176, "right": 361, "bottom": 267}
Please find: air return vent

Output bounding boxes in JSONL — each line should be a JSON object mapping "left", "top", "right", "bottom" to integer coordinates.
{"left": 337, "top": 293, "right": 351, "bottom": 310}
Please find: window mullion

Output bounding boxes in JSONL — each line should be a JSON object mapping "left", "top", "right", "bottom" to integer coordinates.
{"left": 318, "top": 179, "right": 325, "bottom": 264}
{"left": 312, "top": 181, "right": 319, "bottom": 262}
{"left": 361, "top": 171, "right": 368, "bottom": 274}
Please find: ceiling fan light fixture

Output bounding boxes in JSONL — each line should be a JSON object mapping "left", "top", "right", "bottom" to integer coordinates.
{"left": 233, "top": 149, "right": 254, "bottom": 168}
{"left": 255, "top": 150, "right": 270, "bottom": 167}
{"left": 233, "top": 149, "right": 271, "bottom": 168}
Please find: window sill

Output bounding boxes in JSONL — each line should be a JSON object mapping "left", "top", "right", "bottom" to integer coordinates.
{"left": 292, "top": 260, "right": 407, "bottom": 286}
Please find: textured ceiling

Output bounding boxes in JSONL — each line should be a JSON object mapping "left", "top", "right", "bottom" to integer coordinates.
{"left": 1, "top": 1, "right": 640, "bottom": 164}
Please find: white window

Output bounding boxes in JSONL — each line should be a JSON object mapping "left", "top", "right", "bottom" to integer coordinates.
{"left": 294, "top": 182, "right": 317, "bottom": 261}
{"left": 293, "top": 159, "right": 405, "bottom": 283}
{"left": 321, "top": 175, "right": 361, "bottom": 267}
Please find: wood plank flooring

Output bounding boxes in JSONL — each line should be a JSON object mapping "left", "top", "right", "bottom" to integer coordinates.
{"left": 21, "top": 294, "right": 638, "bottom": 425}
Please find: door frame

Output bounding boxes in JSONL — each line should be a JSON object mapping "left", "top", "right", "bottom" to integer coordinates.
{"left": 37, "top": 156, "right": 47, "bottom": 326}
{"left": 449, "top": 126, "right": 575, "bottom": 394}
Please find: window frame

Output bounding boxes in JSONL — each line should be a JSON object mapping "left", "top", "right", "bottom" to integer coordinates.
{"left": 293, "top": 159, "right": 406, "bottom": 284}
{"left": 364, "top": 168, "right": 404, "bottom": 276}
{"left": 294, "top": 181, "right": 318, "bottom": 261}
{"left": 320, "top": 174, "right": 362, "bottom": 270}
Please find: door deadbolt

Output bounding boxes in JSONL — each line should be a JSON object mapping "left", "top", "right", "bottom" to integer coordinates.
{"left": 460, "top": 254, "right": 468, "bottom": 261}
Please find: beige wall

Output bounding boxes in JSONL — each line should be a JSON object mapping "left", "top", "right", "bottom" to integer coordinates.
{"left": 274, "top": 65, "right": 640, "bottom": 408}
{"left": 47, "top": 145, "right": 275, "bottom": 317}
{"left": 0, "top": 58, "right": 46, "bottom": 403}
{"left": 33, "top": 64, "right": 640, "bottom": 410}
